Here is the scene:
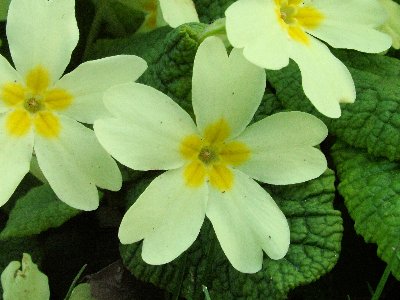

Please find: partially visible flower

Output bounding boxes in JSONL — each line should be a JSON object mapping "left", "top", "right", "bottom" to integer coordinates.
{"left": 126, "top": 0, "right": 199, "bottom": 32}
{"left": 1, "top": 253, "right": 49, "bottom": 300}
{"left": 0, "top": 0, "right": 148, "bottom": 210}
{"left": 94, "top": 37, "right": 328, "bottom": 273}
{"left": 379, "top": 0, "right": 400, "bottom": 49}
{"left": 225, "top": 0, "right": 392, "bottom": 118}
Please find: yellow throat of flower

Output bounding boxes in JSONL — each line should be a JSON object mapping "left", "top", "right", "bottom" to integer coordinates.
{"left": 180, "top": 119, "right": 250, "bottom": 192}
{"left": 275, "top": 0, "right": 324, "bottom": 45}
{"left": 1, "top": 66, "right": 72, "bottom": 138}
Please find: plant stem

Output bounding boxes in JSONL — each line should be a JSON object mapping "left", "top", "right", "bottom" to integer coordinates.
{"left": 371, "top": 242, "right": 399, "bottom": 300}
{"left": 371, "top": 263, "right": 391, "bottom": 300}
{"left": 63, "top": 264, "right": 87, "bottom": 300}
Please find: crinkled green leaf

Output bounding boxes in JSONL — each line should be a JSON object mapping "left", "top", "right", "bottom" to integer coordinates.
{"left": 0, "top": 184, "right": 81, "bottom": 240}
{"left": 266, "top": 51, "right": 400, "bottom": 161}
{"left": 332, "top": 50, "right": 400, "bottom": 78}
{"left": 331, "top": 140, "right": 400, "bottom": 280}
{"left": 193, "top": 0, "right": 236, "bottom": 24}
{"left": 120, "top": 170, "right": 342, "bottom": 299}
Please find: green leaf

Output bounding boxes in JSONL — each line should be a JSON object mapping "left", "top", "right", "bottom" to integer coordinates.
{"left": 0, "top": 184, "right": 81, "bottom": 240}
{"left": 120, "top": 170, "right": 342, "bottom": 299}
{"left": 193, "top": 0, "right": 236, "bottom": 24}
{"left": 0, "top": 0, "right": 11, "bottom": 21}
{"left": 266, "top": 50, "right": 400, "bottom": 161}
{"left": 93, "top": 0, "right": 145, "bottom": 37}
{"left": 331, "top": 140, "right": 400, "bottom": 280}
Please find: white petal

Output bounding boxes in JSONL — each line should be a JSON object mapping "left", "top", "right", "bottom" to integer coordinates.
{"left": 206, "top": 169, "right": 290, "bottom": 273}
{"left": 6, "top": 0, "right": 79, "bottom": 82}
{"left": 308, "top": 0, "right": 392, "bottom": 52}
{"left": 56, "top": 55, "right": 148, "bottom": 124}
{"left": 289, "top": 38, "right": 356, "bottom": 118}
{"left": 118, "top": 168, "right": 207, "bottom": 264}
{"left": 0, "top": 55, "right": 20, "bottom": 84}
{"left": 0, "top": 55, "right": 21, "bottom": 113}
{"left": 237, "top": 112, "right": 327, "bottom": 185}
{"left": 0, "top": 114, "right": 33, "bottom": 207}
{"left": 192, "top": 37, "right": 266, "bottom": 138}
{"left": 379, "top": 0, "right": 400, "bottom": 49}
{"left": 35, "top": 115, "right": 122, "bottom": 211}
{"left": 225, "top": 0, "right": 289, "bottom": 69}
{"left": 159, "top": 0, "right": 199, "bottom": 28}
{"left": 94, "top": 83, "right": 197, "bottom": 171}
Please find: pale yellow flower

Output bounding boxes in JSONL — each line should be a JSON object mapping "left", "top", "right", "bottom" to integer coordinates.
{"left": 94, "top": 37, "right": 328, "bottom": 273}
{"left": 225, "top": 0, "right": 392, "bottom": 118}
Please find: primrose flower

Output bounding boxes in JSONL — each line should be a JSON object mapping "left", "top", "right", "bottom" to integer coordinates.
{"left": 1, "top": 253, "right": 50, "bottom": 300}
{"left": 0, "top": 0, "right": 147, "bottom": 210}
{"left": 94, "top": 37, "right": 328, "bottom": 273}
{"left": 130, "top": 0, "right": 199, "bottom": 32}
{"left": 225, "top": 0, "right": 392, "bottom": 118}
{"left": 379, "top": 0, "right": 400, "bottom": 49}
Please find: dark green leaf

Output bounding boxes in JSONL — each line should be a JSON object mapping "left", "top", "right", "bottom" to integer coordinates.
{"left": 193, "top": 0, "right": 236, "bottom": 24}
{"left": 331, "top": 141, "right": 400, "bottom": 280}
{"left": 0, "top": 185, "right": 81, "bottom": 240}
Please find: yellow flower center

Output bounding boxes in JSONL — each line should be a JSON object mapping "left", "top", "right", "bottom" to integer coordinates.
{"left": 180, "top": 119, "right": 250, "bottom": 192}
{"left": 1, "top": 66, "right": 72, "bottom": 138}
{"left": 275, "top": 0, "right": 324, "bottom": 45}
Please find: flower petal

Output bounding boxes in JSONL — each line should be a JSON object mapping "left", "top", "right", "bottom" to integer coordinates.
{"left": 94, "top": 83, "right": 197, "bottom": 171}
{"left": 307, "top": 0, "right": 392, "bottom": 52}
{"left": 0, "top": 55, "right": 22, "bottom": 113}
{"left": 0, "top": 114, "right": 33, "bottom": 207}
{"left": 6, "top": 0, "right": 78, "bottom": 82}
{"left": 289, "top": 37, "right": 356, "bottom": 118}
{"left": 379, "top": 0, "right": 400, "bottom": 49}
{"left": 192, "top": 36, "right": 266, "bottom": 138}
{"left": 206, "top": 169, "right": 290, "bottom": 273}
{"left": 56, "top": 55, "right": 148, "bottom": 124}
{"left": 118, "top": 168, "right": 207, "bottom": 264}
{"left": 237, "top": 111, "right": 327, "bottom": 185}
{"left": 225, "top": 0, "right": 289, "bottom": 69}
{"left": 34, "top": 115, "right": 121, "bottom": 211}
{"left": 159, "top": 0, "right": 199, "bottom": 28}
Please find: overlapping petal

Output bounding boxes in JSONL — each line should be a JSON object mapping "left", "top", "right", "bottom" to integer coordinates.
{"left": 225, "top": 0, "right": 289, "bottom": 69}
{"left": 34, "top": 115, "right": 121, "bottom": 211}
{"left": 289, "top": 38, "right": 356, "bottom": 118}
{"left": 56, "top": 55, "right": 148, "bottom": 124}
{"left": 237, "top": 112, "right": 327, "bottom": 185}
{"left": 6, "top": 0, "right": 79, "bottom": 82}
{"left": 379, "top": 0, "right": 400, "bottom": 49}
{"left": 206, "top": 169, "right": 290, "bottom": 273}
{"left": 0, "top": 115, "right": 33, "bottom": 207}
{"left": 159, "top": 0, "right": 199, "bottom": 28}
{"left": 192, "top": 37, "right": 266, "bottom": 138}
{"left": 119, "top": 169, "right": 207, "bottom": 264}
{"left": 308, "top": 0, "right": 392, "bottom": 52}
{"left": 94, "top": 83, "right": 197, "bottom": 171}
